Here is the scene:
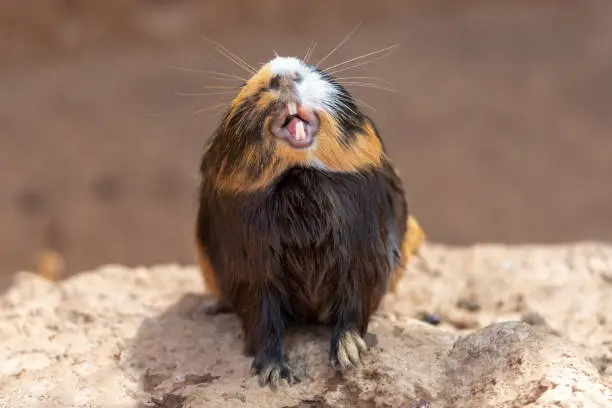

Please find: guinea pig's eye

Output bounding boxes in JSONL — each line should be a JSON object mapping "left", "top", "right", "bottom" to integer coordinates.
{"left": 269, "top": 75, "right": 281, "bottom": 90}
{"left": 294, "top": 73, "right": 303, "bottom": 83}
{"left": 240, "top": 83, "right": 246, "bottom": 88}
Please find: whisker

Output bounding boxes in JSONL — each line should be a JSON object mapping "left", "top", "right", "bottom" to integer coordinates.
{"left": 327, "top": 47, "right": 398, "bottom": 76}
{"left": 303, "top": 41, "right": 317, "bottom": 63}
{"left": 316, "top": 22, "right": 362, "bottom": 68}
{"left": 353, "top": 98, "right": 379, "bottom": 114}
{"left": 335, "top": 81, "right": 397, "bottom": 92}
{"left": 328, "top": 58, "right": 390, "bottom": 76}
{"left": 331, "top": 95, "right": 358, "bottom": 117}
{"left": 161, "top": 65, "right": 247, "bottom": 82}
{"left": 324, "top": 44, "right": 399, "bottom": 74}
{"left": 213, "top": 45, "right": 257, "bottom": 76}
{"left": 333, "top": 76, "right": 396, "bottom": 88}
{"left": 175, "top": 91, "right": 238, "bottom": 97}
{"left": 209, "top": 75, "right": 245, "bottom": 83}
{"left": 194, "top": 101, "right": 232, "bottom": 116}
{"left": 203, "top": 40, "right": 254, "bottom": 75}
{"left": 201, "top": 35, "right": 257, "bottom": 74}
{"left": 206, "top": 36, "right": 257, "bottom": 74}
{"left": 201, "top": 85, "right": 241, "bottom": 90}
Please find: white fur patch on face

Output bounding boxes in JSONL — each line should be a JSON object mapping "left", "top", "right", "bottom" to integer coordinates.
{"left": 268, "top": 56, "right": 337, "bottom": 111}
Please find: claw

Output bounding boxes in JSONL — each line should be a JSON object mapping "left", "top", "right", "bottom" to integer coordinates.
{"left": 330, "top": 329, "right": 368, "bottom": 370}
{"left": 251, "top": 356, "right": 300, "bottom": 390}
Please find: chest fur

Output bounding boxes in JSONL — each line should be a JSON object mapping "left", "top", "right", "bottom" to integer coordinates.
{"left": 264, "top": 168, "right": 387, "bottom": 246}
{"left": 200, "top": 167, "right": 396, "bottom": 283}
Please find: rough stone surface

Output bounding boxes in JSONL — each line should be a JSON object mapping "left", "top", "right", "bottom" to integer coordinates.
{"left": 1, "top": 243, "right": 611, "bottom": 407}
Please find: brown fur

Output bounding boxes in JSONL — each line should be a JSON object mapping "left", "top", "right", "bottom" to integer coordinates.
{"left": 195, "top": 238, "right": 221, "bottom": 300}
{"left": 197, "top": 214, "right": 425, "bottom": 300}
{"left": 389, "top": 215, "right": 426, "bottom": 294}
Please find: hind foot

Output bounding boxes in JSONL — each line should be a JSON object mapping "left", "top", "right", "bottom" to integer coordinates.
{"left": 329, "top": 328, "right": 368, "bottom": 370}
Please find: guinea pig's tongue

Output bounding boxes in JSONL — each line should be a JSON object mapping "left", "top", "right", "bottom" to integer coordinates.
{"left": 287, "top": 117, "right": 307, "bottom": 141}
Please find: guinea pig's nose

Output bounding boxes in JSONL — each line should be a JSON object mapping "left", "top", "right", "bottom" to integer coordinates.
{"left": 270, "top": 73, "right": 303, "bottom": 90}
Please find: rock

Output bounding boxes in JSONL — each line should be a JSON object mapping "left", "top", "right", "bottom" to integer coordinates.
{"left": 1, "top": 245, "right": 611, "bottom": 407}
{"left": 441, "top": 322, "right": 608, "bottom": 408}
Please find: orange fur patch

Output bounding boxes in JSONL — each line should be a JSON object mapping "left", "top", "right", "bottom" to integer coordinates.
{"left": 212, "top": 135, "right": 309, "bottom": 193}
{"left": 213, "top": 116, "right": 384, "bottom": 193}
{"left": 311, "top": 113, "right": 383, "bottom": 172}
{"left": 229, "top": 64, "right": 273, "bottom": 115}
{"left": 256, "top": 92, "right": 276, "bottom": 110}
{"left": 195, "top": 236, "right": 221, "bottom": 299}
{"left": 388, "top": 215, "right": 426, "bottom": 294}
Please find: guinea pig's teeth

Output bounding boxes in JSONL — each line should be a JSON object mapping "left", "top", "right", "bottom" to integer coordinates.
{"left": 296, "top": 121, "right": 305, "bottom": 141}
{"left": 288, "top": 102, "right": 297, "bottom": 116}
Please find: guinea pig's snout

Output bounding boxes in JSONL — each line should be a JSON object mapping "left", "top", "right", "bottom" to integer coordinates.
{"left": 269, "top": 72, "right": 302, "bottom": 92}
{"left": 269, "top": 98, "right": 320, "bottom": 150}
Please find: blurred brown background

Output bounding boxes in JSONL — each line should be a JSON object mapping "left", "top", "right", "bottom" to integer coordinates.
{"left": 1, "top": 0, "right": 612, "bottom": 285}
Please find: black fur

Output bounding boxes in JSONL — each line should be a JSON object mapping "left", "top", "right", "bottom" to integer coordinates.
{"left": 315, "top": 67, "right": 366, "bottom": 146}
{"left": 202, "top": 97, "right": 277, "bottom": 185}
{"left": 196, "top": 163, "right": 407, "bottom": 386}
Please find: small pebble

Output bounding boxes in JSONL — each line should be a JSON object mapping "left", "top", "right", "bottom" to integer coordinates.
{"left": 419, "top": 313, "right": 441, "bottom": 326}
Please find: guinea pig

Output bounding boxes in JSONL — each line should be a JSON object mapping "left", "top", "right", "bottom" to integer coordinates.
{"left": 194, "top": 55, "right": 424, "bottom": 389}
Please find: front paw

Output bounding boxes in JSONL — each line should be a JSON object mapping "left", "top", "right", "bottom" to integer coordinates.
{"left": 251, "top": 352, "right": 300, "bottom": 390}
{"left": 329, "top": 329, "right": 368, "bottom": 370}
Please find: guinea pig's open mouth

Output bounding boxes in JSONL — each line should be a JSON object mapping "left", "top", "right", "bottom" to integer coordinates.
{"left": 270, "top": 101, "right": 319, "bottom": 149}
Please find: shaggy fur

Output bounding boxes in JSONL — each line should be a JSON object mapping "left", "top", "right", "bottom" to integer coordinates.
{"left": 195, "top": 55, "right": 419, "bottom": 388}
